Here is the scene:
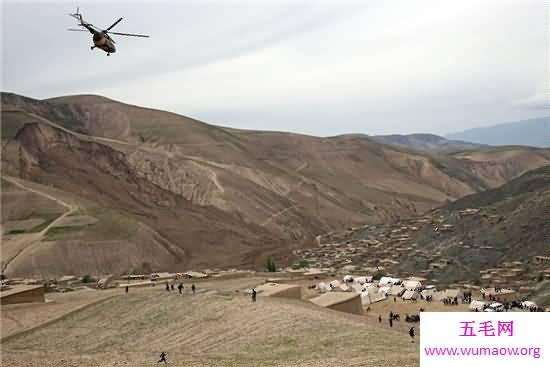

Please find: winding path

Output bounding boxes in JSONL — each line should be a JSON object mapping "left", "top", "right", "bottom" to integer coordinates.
{"left": 1, "top": 177, "right": 76, "bottom": 274}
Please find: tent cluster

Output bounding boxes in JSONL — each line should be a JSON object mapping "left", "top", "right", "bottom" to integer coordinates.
{"left": 317, "top": 275, "right": 433, "bottom": 305}
{"left": 469, "top": 299, "right": 539, "bottom": 312}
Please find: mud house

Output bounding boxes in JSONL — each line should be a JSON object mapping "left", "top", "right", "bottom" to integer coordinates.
{"left": 0, "top": 285, "right": 45, "bottom": 305}
{"left": 310, "top": 292, "right": 363, "bottom": 315}
{"left": 255, "top": 283, "right": 302, "bottom": 299}
{"left": 481, "top": 288, "right": 518, "bottom": 302}
{"left": 533, "top": 256, "right": 550, "bottom": 265}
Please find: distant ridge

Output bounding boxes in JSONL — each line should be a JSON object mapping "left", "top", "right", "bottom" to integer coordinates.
{"left": 446, "top": 117, "right": 549, "bottom": 147}
{"left": 371, "top": 133, "right": 486, "bottom": 153}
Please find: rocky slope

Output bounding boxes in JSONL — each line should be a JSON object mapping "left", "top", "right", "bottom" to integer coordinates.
{"left": 2, "top": 92, "right": 550, "bottom": 276}
{"left": 311, "top": 164, "right": 550, "bottom": 286}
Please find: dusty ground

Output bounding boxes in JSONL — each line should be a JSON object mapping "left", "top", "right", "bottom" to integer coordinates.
{"left": 1, "top": 277, "right": 420, "bottom": 367}
{"left": 1, "top": 287, "right": 118, "bottom": 339}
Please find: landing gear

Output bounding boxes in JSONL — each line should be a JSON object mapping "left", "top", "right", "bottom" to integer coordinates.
{"left": 90, "top": 46, "right": 95, "bottom": 50}
{"left": 107, "top": 53, "right": 110, "bottom": 56}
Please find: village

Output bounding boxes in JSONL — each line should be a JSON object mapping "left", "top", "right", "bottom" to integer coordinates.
{"left": 295, "top": 206, "right": 550, "bottom": 297}
{"left": 2, "top": 261, "right": 546, "bottom": 324}
{"left": 2, "top": 206, "right": 549, "bottom": 366}
{"left": 2, "top": 206, "right": 549, "bottom": 319}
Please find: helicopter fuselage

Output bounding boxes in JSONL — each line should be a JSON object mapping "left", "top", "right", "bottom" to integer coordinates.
{"left": 68, "top": 9, "right": 148, "bottom": 56}
{"left": 92, "top": 32, "right": 116, "bottom": 54}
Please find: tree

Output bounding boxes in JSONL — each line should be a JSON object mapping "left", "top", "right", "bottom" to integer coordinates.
{"left": 81, "top": 274, "right": 96, "bottom": 283}
{"left": 265, "top": 257, "right": 277, "bottom": 272}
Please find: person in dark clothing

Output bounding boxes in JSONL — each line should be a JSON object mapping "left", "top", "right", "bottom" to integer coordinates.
{"left": 378, "top": 315, "right": 382, "bottom": 323}
{"left": 158, "top": 351, "right": 167, "bottom": 364}
{"left": 409, "top": 327, "right": 415, "bottom": 343}
{"left": 125, "top": 286, "right": 129, "bottom": 294}
{"left": 389, "top": 317, "right": 393, "bottom": 328}
{"left": 252, "top": 288, "right": 257, "bottom": 302}
{"left": 165, "top": 282, "right": 170, "bottom": 291}
{"left": 170, "top": 284, "right": 174, "bottom": 291}
{"left": 177, "top": 283, "right": 183, "bottom": 294}
{"left": 192, "top": 283, "right": 196, "bottom": 294}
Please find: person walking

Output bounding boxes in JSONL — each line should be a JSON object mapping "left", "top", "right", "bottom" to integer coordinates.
{"left": 177, "top": 283, "right": 183, "bottom": 294}
{"left": 409, "top": 327, "right": 415, "bottom": 343}
{"left": 378, "top": 315, "right": 382, "bottom": 323}
{"left": 158, "top": 351, "right": 167, "bottom": 364}
{"left": 251, "top": 288, "right": 257, "bottom": 302}
{"left": 125, "top": 286, "right": 129, "bottom": 294}
{"left": 165, "top": 282, "right": 170, "bottom": 292}
{"left": 191, "top": 283, "right": 196, "bottom": 294}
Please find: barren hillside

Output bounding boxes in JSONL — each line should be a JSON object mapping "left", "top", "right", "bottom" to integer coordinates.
{"left": 313, "top": 164, "right": 550, "bottom": 286}
{"left": 2, "top": 92, "right": 550, "bottom": 276}
{"left": 1, "top": 286, "right": 418, "bottom": 367}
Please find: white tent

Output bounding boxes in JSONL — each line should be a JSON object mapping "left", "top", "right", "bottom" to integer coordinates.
{"left": 469, "top": 300, "right": 487, "bottom": 311}
{"left": 343, "top": 275, "right": 354, "bottom": 283}
{"left": 445, "top": 289, "right": 461, "bottom": 299}
{"left": 378, "top": 286, "right": 391, "bottom": 295}
{"left": 363, "top": 285, "right": 379, "bottom": 295}
{"left": 350, "top": 283, "right": 363, "bottom": 293}
{"left": 390, "top": 285, "right": 405, "bottom": 297}
{"left": 379, "top": 277, "right": 401, "bottom": 286}
{"left": 336, "top": 283, "right": 351, "bottom": 292}
{"left": 361, "top": 291, "right": 386, "bottom": 305}
{"left": 420, "top": 289, "right": 434, "bottom": 299}
{"left": 403, "top": 280, "right": 422, "bottom": 291}
{"left": 402, "top": 290, "right": 419, "bottom": 300}
{"left": 522, "top": 301, "right": 537, "bottom": 308}
{"left": 317, "top": 282, "right": 331, "bottom": 293}
{"left": 329, "top": 280, "right": 341, "bottom": 289}
{"left": 354, "top": 276, "right": 367, "bottom": 285}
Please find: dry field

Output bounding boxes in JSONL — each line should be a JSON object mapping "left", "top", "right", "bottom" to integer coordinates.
{"left": 1, "top": 278, "right": 420, "bottom": 367}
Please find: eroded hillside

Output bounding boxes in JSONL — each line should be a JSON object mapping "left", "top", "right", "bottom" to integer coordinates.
{"left": 2, "top": 92, "right": 550, "bottom": 276}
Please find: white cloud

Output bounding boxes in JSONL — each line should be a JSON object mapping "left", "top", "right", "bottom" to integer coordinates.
{"left": 2, "top": 0, "right": 547, "bottom": 135}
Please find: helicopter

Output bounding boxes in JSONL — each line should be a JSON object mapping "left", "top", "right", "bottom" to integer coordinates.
{"left": 68, "top": 8, "right": 149, "bottom": 56}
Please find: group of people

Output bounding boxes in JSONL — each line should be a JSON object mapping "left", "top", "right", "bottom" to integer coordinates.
{"left": 165, "top": 281, "right": 196, "bottom": 294}
{"left": 124, "top": 281, "right": 197, "bottom": 295}
{"left": 442, "top": 296, "right": 459, "bottom": 305}
{"left": 377, "top": 310, "right": 416, "bottom": 343}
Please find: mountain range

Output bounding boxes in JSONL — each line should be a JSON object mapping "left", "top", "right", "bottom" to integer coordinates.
{"left": 2, "top": 92, "right": 550, "bottom": 277}
{"left": 447, "top": 117, "right": 549, "bottom": 147}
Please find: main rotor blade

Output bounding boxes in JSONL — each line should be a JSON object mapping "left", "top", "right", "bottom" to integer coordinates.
{"left": 67, "top": 28, "right": 89, "bottom": 32}
{"left": 106, "top": 17, "right": 123, "bottom": 31}
{"left": 106, "top": 31, "right": 149, "bottom": 38}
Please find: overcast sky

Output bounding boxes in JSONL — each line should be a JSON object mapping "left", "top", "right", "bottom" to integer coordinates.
{"left": 2, "top": 0, "right": 548, "bottom": 136}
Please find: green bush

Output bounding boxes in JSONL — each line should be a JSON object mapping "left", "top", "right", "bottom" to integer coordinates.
{"left": 265, "top": 257, "right": 277, "bottom": 272}
{"left": 81, "top": 274, "right": 96, "bottom": 283}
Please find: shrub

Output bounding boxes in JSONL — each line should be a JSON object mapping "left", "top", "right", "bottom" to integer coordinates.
{"left": 81, "top": 274, "right": 96, "bottom": 283}
{"left": 265, "top": 257, "right": 277, "bottom": 272}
